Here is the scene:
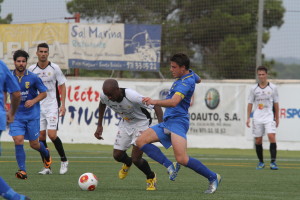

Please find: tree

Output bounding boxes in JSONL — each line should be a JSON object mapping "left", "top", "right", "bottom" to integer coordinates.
{"left": 67, "top": 0, "right": 285, "bottom": 79}
{"left": 0, "top": 0, "right": 12, "bottom": 24}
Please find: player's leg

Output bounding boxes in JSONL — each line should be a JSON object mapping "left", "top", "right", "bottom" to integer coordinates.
{"left": 136, "top": 127, "right": 175, "bottom": 176}
{"left": 267, "top": 121, "right": 278, "bottom": 170}
{"left": 9, "top": 120, "right": 27, "bottom": 179}
{"left": 253, "top": 121, "right": 265, "bottom": 169}
{"left": 113, "top": 131, "right": 133, "bottom": 179}
{"left": 171, "top": 133, "right": 221, "bottom": 193}
{"left": 47, "top": 110, "right": 68, "bottom": 174}
{"left": 131, "top": 146, "right": 157, "bottom": 190}
{"left": 0, "top": 177, "right": 30, "bottom": 200}
{"left": 38, "top": 111, "right": 48, "bottom": 162}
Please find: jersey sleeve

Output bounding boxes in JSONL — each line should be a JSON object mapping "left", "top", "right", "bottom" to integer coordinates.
{"left": 35, "top": 76, "right": 48, "bottom": 93}
{"left": 55, "top": 66, "right": 67, "bottom": 85}
{"left": 189, "top": 69, "right": 201, "bottom": 83}
{"left": 248, "top": 87, "right": 255, "bottom": 104}
{"left": 174, "top": 81, "right": 192, "bottom": 99}
{"left": 273, "top": 86, "right": 279, "bottom": 103}
{"left": 125, "top": 89, "right": 153, "bottom": 110}
{"left": 3, "top": 64, "right": 20, "bottom": 93}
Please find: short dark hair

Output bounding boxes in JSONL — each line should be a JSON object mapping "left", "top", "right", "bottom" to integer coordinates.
{"left": 257, "top": 66, "right": 268, "bottom": 73}
{"left": 170, "top": 53, "right": 190, "bottom": 69}
{"left": 13, "top": 50, "right": 29, "bottom": 61}
{"left": 37, "top": 43, "right": 49, "bottom": 50}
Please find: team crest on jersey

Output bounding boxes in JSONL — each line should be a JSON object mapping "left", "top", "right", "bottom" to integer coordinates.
{"left": 25, "top": 82, "right": 30, "bottom": 89}
{"left": 48, "top": 72, "right": 51, "bottom": 76}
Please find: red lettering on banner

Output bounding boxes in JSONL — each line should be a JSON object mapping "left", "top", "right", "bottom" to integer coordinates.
{"left": 67, "top": 85, "right": 100, "bottom": 102}
{"left": 280, "top": 108, "right": 286, "bottom": 118}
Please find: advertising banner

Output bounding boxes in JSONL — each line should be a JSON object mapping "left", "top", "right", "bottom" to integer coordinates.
{"left": 68, "top": 23, "right": 161, "bottom": 71}
{"left": 0, "top": 23, "right": 69, "bottom": 69}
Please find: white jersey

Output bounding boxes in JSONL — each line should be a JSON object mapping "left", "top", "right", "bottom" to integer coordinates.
{"left": 100, "top": 88, "right": 153, "bottom": 135}
{"left": 248, "top": 82, "right": 279, "bottom": 123}
{"left": 28, "top": 62, "right": 67, "bottom": 111}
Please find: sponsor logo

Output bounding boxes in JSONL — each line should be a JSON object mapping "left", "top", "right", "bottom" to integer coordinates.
{"left": 205, "top": 88, "right": 220, "bottom": 110}
{"left": 25, "top": 82, "right": 30, "bottom": 89}
{"left": 159, "top": 89, "right": 169, "bottom": 100}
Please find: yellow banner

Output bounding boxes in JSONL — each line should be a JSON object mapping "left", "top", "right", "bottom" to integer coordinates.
{"left": 0, "top": 23, "right": 69, "bottom": 69}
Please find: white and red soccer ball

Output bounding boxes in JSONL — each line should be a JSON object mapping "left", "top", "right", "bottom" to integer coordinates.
{"left": 78, "top": 173, "right": 98, "bottom": 191}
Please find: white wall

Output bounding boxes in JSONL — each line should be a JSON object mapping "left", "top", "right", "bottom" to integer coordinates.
{"left": 2, "top": 78, "right": 300, "bottom": 150}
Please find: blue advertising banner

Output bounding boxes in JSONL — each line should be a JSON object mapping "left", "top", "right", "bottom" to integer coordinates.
{"left": 68, "top": 23, "right": 161, "bottom": 71}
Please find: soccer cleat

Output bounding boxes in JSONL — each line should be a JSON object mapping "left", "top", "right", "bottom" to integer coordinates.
{"left": 270, "top": 162, "right": 279, "bottom": 170}
{"left": 15, "top": 170, "right": 27, "bottom": 180}
{"left": 38, "top": 167, "right": 52, "bottom": 175}
{"left": 167, "top": 162, "right": 181, "bottom": 181}
{"left": 146, "top": 173, "right": 157, "bottom": 191}
{"left": 60, "top": 161, "right": 69, "bottom": 174}
{"left": 119, "top": 164, "right": 130, "bottom": 179}
{"left": 256, "top": 162, "right": 265, "bottom": 170}
{"left": 204, "top": 174, "right": 222, "bottom": 194}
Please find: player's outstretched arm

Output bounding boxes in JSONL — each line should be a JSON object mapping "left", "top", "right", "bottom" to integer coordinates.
{"left": 94, "top": 101, "right": 106, "bottom": 140}
{"left": 59, "top": 83, "right": 67, "bottom": 116}
{"left": 154, "top": 105, "right": 163, "bottom": 123}
{"left": 274, "top": 102, "right": 279, "bottom": 127}
{"left": 246, "top": 103, "right": 253, "bottom": 128}
{"left": 143, "top": 94, "right": 182, "bottom": 108}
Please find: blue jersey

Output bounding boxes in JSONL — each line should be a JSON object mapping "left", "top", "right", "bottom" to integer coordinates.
{"left": 0, "top": 61, "right": 21, "bottom": 130}
{"left": 13, "top": 70, "right": 47, "bottom": 120}
{"left": 164, "top": 71, "right": 196, "bottom": 120}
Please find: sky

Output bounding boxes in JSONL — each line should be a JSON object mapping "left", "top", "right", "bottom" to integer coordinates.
{"left": 1, "top": 0, "right": 299, "bottom": 59}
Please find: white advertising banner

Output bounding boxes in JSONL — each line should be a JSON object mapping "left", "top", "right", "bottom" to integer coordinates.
{"left": 2, "top": 79, "right": 300, "bottom": 150}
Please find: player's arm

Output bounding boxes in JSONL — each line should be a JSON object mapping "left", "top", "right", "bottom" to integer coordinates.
{"left": 94, "top": 101, "right": 106, "bottom": 140}
{"left": 189, "top": 69, "right": 201, "bottom": 84}
{"left": 59, "top": 83, "right": 66, "bottom": 116}
{"left": 143, "top": 93, "right": 182, "bottom": 108}
{"left": 25, "top": 92, "right": 47, "bottom": 108}
{"left": 246, "top": 103, "right": 253, "bottom": 128}
{"left": 274, "top": 102, "right": 279, "bottom": 127}
{"left": 7, "top": 91, "right": 21, "bottom": 123}
{"left": 153, "top": 105, "right": 163, "bottom": 123}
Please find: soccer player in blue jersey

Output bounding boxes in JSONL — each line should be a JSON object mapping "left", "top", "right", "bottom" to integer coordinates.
{"left": 8, "top": 50, "right": 52, "bottom": 180}
{"left": 136, "top": 53, "right": 221, "bottom": 194}
{"left": 0, "top": 60, "right": 30, "bottom": 200}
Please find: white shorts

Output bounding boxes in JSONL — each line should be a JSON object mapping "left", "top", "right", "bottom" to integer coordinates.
{"left": 252, "top": 120, "right": 276, "bottom": 137}
{"left": 40, "top": 109, "right": 59, "bottom": 131}
{"left": 113, "top": 125, "right": 148, "bottom": 151}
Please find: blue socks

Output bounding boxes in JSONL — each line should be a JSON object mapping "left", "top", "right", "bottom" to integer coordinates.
{"left": 15, "top": 145, "right": 26, "bottom": 172}
{"left": 38, "top": 141, "right": 49, "bottom": 159}
{"left": 140, "top": 144, "right": 173, "bottom": 168}
{"left": 0, "top": 177, "right": 22, "bottom": 200}
{"left": 186, "top": 157, "right": 216, "bottom": 182}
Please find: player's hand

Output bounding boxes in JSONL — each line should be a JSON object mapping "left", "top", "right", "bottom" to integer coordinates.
{"left": 142, "top": 97, "right": 155, "bottom": 106}
{"left": 59, "top": 105, "right": 66, "bottom": 116}
{"left": 246, "top": 118, "right": 251, "bottom": 128}
{"left": 24, "top": 100, "right": 35, "bottom": 108}
{"left": 94, "top": 126, "right": 104, "bottom": 140}
{"left": 6, "top": 111, "right": 14, "bottom": 124}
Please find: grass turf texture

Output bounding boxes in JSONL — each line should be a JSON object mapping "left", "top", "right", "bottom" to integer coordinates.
{"left": 0, "top": 142, "right": 299, "bottom": 200}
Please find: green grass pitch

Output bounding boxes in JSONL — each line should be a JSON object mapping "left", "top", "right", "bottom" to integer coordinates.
{"left": 0, "top": 142, "right": 299, "bottom": 200}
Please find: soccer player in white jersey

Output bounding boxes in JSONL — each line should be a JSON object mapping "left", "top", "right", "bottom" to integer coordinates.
{"left": 94, "top": 79, "right": 163, "bottom": 190}
{"left": 28, "top": 43, "right": 68, "bottom": 175}
{"left": 246, "top": 66, "right": 279, "bottom": 170}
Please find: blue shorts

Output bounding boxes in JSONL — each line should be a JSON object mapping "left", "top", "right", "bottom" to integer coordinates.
{"left": 9, "top": 119, "right": 40, "bottom": 141}
{"left": 151, "top": 117, "right": 189, "bottom": 149}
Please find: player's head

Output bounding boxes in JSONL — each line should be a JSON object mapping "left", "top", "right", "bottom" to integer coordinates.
{"left": 36, "top": 43, "right": 49, "bottom": 62}
{"left": 102, "top": 79, "right": 123, "bottom": 102}
{"left": 257, "top": 66, "right": 268, "bottom": 83}
{"left": 13, "top": 50, "right": 29, "bottom": 73}
{"left": 170, "top": 53, "right": 190, "bottom": 78}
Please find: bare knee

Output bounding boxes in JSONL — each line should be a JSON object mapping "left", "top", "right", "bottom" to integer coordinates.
{"left": 135, "top": 136, "right": 146, "bottom": 148}
{"left": 255, "top": 137, "right": 263, "bottom": 145}
{"left": 113, "top": 150, "right": 126, "bottom": 162}
{"left": 175, "top": 156, "right": 189, "bottom": 166}
{"left": 30, "top": 141, "right": 40, "bottom": 150}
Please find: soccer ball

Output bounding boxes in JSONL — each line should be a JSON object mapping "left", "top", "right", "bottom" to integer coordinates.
{"left": 78, "top": 172, "right": 98, "bottom": 191}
